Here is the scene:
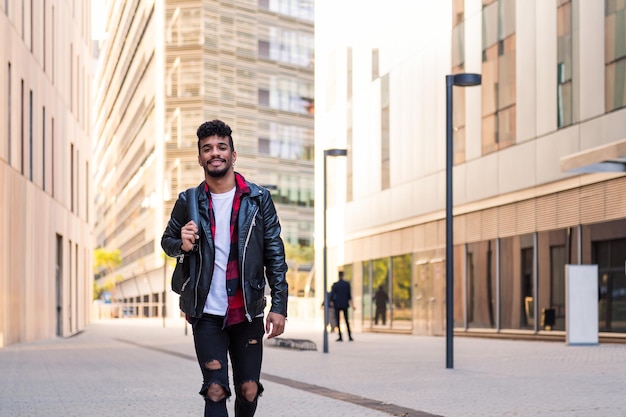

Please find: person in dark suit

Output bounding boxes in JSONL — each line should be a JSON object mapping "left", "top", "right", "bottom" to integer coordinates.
{"left": 330, "top": 271, "right": 355, "bottom": 341}
{"left": 373, "top": 285, "right": 389, "bottom": 325}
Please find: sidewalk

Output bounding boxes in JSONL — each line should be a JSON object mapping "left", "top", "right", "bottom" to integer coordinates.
{"left": 1, "top": 318, "right": 625, "bottom": 417}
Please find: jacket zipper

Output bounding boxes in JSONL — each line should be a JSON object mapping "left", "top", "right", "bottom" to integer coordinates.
{"left": 241, "top": 207, "right": 258, "bottom": 321}
{"left": 179, "top": 255, "right": 191, "bottom": 292}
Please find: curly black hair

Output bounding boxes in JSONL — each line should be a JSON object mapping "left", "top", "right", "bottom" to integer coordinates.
{"left": 196, "top": 119, "right": 234, "bottom": 153}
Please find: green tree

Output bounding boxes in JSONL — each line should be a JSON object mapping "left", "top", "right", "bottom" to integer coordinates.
{"left": 284, "top": 241, "right": 314, "bottom": 297}
{"left": 93, "top": 248, "right": 122, "bottom": 300}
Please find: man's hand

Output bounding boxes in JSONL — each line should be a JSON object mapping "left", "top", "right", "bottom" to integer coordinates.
{"left": 181, "top": 221, "right": 199, "bottom": 252}
{"left": 265, "top": 312, "right": 286, "bottom": 339}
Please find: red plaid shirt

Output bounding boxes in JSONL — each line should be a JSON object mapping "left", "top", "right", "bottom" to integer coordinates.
{"left": 205, "top": 173, "right": 250, "bottom": 326}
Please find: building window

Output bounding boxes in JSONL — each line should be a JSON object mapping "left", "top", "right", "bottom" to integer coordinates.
{"left": 452, "top": 0, "right": 467, "bottom": 164}
{"left": 258, "top": 39, "right": 270, "bottom": 59}
{"left": 259, "top": 0, "right": 313, "bottom": 22}
{"left": 29, "top": 89, "right": 33, "bottom": 181}
{"left": 467, "top": 240, "right": 497, "bottom": 329}
{"left": 52, "top": 5, "right": 55, "bottom": 84}
{"left": 372, "top": 48, "right": 379, "bottom": 80}
{"left": 259, "top": 77, "right": 313, "bottom": 114}
{"left": 347, "top": 47, "right": 353, "bottom": 100}
{"left": 258, "top": 26, "right": 313, "bottom": 67}
{"left": 605, "top": 0, "right": 626, "bottom": 112}
{"left": 347, "top": 127, "right": 353, "bottom": 202}
{"left": 70, "top": 43, "right": 73, "bottom": 113}
{"left": 557, "top": 0, "right": 573, "bottom": 127}
{"left": 257, "top": 123, "right": 313, "bottom": 161}
{"left": 500, "top": 233, "right": 534, "bottom": 330}
{"left": 21, "top": 79, "right": 24, "bottom": 175}
{"left": 481, "top": 0, "right": 516, "bottom": 155}
{"left": 258, "top": 88, "right": 269, "bottom": 107}
{"left": 51, "top": 117, "right": 54, "bottom": 197}
{"left": 347, "top": 48, "right": 353, "bottom": 201}
{"left": 381, "top": 73, "right": 390, "bottom": 190}
{"left": 43, "top": 106, "right": 46, "bottom": 191}
{"left": 594, "top": 235, "right": 626, "bottom": 333}
{"left": 71, "top": 143, "right": 74, "bottom": 212}
{"left": 85, "top": 161, "right": 90, "bottom": 221}
{"left": 7, "top": 62, "right": 11, "bottom": 164}
{"left": 30, "top": 0, "right": 33, "bottom": 52}
{"left": 43, "top": 0, "right": 46, "bottom": 72}
{"left": 391, "top": 254, "right": 412, "bottom": 331}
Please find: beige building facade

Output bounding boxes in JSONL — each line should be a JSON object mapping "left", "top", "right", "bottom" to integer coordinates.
{"left": 0, "top": 1, "right": 93, "bottom": 347}
{"left": 315, "top": 0, "right": 626, "bottom": 340}
{"left": 93, "top": 0, "right": 314, "bottom": 319}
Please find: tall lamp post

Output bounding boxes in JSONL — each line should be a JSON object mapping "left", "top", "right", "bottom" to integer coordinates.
{"left": 323, "top": 148, "right": 348, "bottom": 354}
{"left": 445, "top": 73, "right": 481, "bottom": 369}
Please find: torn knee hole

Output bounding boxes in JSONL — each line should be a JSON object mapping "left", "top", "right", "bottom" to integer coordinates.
{"left": 240, "top": 381, "right": 259, "bottom": 402}
{"left": 247, "top": 338, "right": 260, "bottom": 345}
{"left": 203, "top": 359, "right": 222, "bottom": 370}
{"left": 206, "top": 383, "right": 226, "bottom": 402}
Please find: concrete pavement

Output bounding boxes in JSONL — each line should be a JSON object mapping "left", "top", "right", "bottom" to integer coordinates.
{"left": 1, "top": 317, "right": 626, "bottom": 417}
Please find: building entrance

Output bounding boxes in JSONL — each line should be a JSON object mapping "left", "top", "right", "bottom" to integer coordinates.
{"left": 594, "top": 238, "right": 626, "bottom": 333}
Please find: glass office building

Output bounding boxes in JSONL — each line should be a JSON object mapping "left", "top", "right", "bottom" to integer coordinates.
{"left": 315, "top": 0, "right": 626, "bottom": 340}
{"left": 93, "top": 0, "right": 314, "bottom": 319}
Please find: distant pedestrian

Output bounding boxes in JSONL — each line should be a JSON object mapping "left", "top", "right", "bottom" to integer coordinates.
{"left": 330, "top": 271, "right": 355, "bottom": 341}
{"left": 373, "top": 285, "right": 389, "bottom": 325}
{"left": 161, "top": 119, "right": 288, "bottom": 417}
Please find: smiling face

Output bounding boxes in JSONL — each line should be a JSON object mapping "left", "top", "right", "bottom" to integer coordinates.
{"left": 198, "top": 135, "right": 237, "bottom": 179}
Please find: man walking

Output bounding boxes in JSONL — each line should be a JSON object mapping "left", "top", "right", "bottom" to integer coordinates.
{"left": 330, "top": 271, "right": 355, "bottom": 341}
{"left": 161, "top": 119, "right": 288, "bottom": 417}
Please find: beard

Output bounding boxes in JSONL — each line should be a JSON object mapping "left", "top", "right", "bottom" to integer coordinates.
{"left": 204, "top": 160, "right": 230, "bottom": 178}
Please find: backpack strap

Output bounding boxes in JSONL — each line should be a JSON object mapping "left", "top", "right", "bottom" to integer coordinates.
{"left": 186, "top": 187, "right": 199, "bottom": 226}
{"left": 186, "top": 187, "right": 199, "bottom": 293}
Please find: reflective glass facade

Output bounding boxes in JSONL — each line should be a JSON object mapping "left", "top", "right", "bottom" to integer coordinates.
{"left": 316, "top": 0, "right": 626, "bottom": 341}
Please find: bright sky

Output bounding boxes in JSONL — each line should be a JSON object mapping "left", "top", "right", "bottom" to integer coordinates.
{"left": 317, "top": 0, "right": 446, "bottom": 48}
{"left": 91, "top": 0, "right": 107, "bottom": 40}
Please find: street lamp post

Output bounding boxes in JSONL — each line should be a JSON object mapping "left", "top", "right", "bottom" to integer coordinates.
{"left": 163, "top": 257, "right": 167, "bottom": 328}
{"left": 445, "top": 73, "right": 481, "bottom": 369}
{"left": 323, "top": 148, "right": 348, "bottom": 354}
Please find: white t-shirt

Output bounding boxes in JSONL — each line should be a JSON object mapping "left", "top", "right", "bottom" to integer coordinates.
{"left": 203, "top": 187, "right": 236, "bottom": 315}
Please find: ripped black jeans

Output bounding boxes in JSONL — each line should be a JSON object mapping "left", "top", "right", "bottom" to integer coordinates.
{"left": 192, "top": 314, "right": 265, "bottom": 417}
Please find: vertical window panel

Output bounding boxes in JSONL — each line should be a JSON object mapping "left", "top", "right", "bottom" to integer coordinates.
{"left": 452, "top": 0, "right": 466, "bottom": 164}
{"left": 391, "top": 254, "right": 412, "bottom": 330}
{"left": 51, "top": 117, "right": 54, "bottom": 197}
{"left": 605, "top": 0, "right": 626, "bottom": 111}
{"left": 21, "top": 79, "right": 24, "bottom": 175}
{"left": 481, "top": 0, "right": 516, "bottom": 155}
{"left": 467, "top": 240, "right": 497, "bottom": 329}
{"left": 7, "top": 62, "right": 11, "bottom": 164}
{"left": 557, "top": 0, "right": 573, "bottom": 127}
{"left": 29, "top": 89, "right": 33, "bottom": 180}
{"left": 500, "top": 234, "right": 534, "bottom": 330}
{"left": 71, "top": 143, "right": 74, "bottom": 212}
{"left": 362, "top": 261, "right": 373, "bottom": 327}
{"left": 381, "top": 73, "right": 390, "bottom": 190}
{"left": 42, "top": 106, "right": 46, "bottom": 191}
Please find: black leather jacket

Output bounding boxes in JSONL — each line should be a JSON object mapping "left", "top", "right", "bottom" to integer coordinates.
{"left": 161, "top": 179, "right": 288, "bottom": 320}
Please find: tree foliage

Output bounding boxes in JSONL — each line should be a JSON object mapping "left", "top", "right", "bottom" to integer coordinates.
{"left": 93, "top": 248, "right": 122, "bottom": 300}
{"left": 93, "top": 248, "right": 122, "bottom": 275}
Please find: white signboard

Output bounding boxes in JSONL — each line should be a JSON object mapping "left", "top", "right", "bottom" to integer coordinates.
{"left": 565, "top": 264, "right": 599, "bottom": 345}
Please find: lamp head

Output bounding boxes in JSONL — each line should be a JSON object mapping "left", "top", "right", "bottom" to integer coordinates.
{"left": 453, "top": 73, "right": 481, "bottom": 87}
{"left": 324, "top": 148, "right": 348, "bottom": 157}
